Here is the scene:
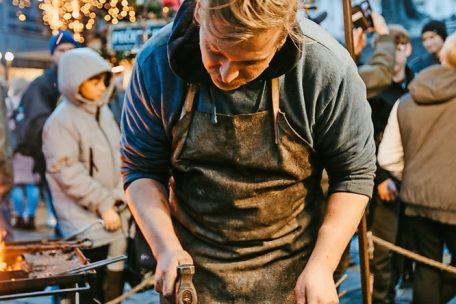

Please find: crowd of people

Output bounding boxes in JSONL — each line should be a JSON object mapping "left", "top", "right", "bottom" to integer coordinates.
{"left": 0, "top": 0, "right": 454, "bottom": 303}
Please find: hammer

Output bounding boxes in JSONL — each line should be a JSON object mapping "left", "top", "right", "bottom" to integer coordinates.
{"left": 175, "top": 264, "right": 197, "bottom": 304}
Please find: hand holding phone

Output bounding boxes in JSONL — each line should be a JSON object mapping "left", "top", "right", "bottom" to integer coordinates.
{"left": 352, "top": 0, "right": 374, "bottom": 31}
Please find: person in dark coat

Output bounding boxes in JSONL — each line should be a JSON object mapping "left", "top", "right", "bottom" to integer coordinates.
{"left": 16, "top": 31, "right": 79, "bottom": 229}
{"left": 17, "top": 31, "right": 80, "bottom": 177}
{"left": 409, "top": 20, "right": 447, "bottom": 74}
{"left": 0, "top": 79, "right": 14, "bottom": 241}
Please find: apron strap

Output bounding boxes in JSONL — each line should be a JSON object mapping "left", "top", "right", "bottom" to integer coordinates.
{"left": 180, "top": 83, "right": 198, "bottom": 119}
{"left": 271, "top": 78, "right": 280, "bottom": 144}
{"left": 184, "top": 83, "right": 198, "bottom": 112}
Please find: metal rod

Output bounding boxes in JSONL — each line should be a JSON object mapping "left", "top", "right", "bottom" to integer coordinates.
{"left": 341, "top": 0, "right": 372, "bottom": 303}
{"left": 62, "top": 219, "right": 104, "bottom": 241}
{"left": 5, "top": 240, "right": 92, "bottom": 253}
{"left": 61, "top": 255, "right": 127, "bottom": 275}
{"left": 0, "top": 282, "right": 91, "bottom": 301}
{"left": 335, "top": 273, "right": 348, "bottom": 289}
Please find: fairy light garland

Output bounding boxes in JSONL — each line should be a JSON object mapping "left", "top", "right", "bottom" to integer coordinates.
{"left": 10, "top": 0, "right": 176, "bottom": 46}
{"left": 37, "top": 0, "right": 137, "bottom": 42}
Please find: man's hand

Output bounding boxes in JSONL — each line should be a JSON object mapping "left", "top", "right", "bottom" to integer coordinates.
{"left": 295, "top": 263, "right": 339, "bottom": 304}
{"left": 101, "top": 208, "right": 121, "bottom": 231}
{"left": 154, "top": 249, "right": 193, "bottom": 297}
{"left": 294, "top": 192, "right": 368, "bottom": 303}
{"left": 377, "top": 178, "right": 398, "bottom": 202}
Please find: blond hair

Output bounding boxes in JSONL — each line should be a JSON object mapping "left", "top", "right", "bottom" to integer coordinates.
{"left": 441, "top": 32, "right": 456, "bottom": 68}
{"left": 198, "top": 0, "right": 301, "bottom": 46}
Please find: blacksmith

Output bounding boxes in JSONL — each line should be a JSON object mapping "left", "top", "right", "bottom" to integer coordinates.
{"left": 121, "top": 0, "right": 376, "bottom": 303}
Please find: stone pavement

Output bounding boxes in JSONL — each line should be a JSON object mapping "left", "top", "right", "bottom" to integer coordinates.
{"left": 4, "top": 202, "right": 456, "bottom": 304}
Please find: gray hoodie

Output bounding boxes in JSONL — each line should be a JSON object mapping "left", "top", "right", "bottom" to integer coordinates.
{"left": 43, "top": 48, "right": 127, "bottom": 246}
{"left": 398, "top": 65, "right": 456, "bottom": 224}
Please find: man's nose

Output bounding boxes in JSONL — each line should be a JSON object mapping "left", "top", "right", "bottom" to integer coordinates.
{"left": 219, "top": 61, "right": 239, "bottom": 84}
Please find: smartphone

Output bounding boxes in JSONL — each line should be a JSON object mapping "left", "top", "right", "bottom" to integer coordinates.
{"left": 352, "top": 0, "right": 374, "bottom": 30}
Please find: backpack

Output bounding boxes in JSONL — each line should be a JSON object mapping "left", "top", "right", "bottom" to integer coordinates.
{"left": 13, "top": 68, "right": 60, "bottom": 159}
{"left": 10, "top": 101, "right": 32, "bottom": 156}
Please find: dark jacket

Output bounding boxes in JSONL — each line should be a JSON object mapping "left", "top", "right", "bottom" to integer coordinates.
{"left": 16, "top": 66, "right": 60, "bottom": 177}
{"left": 409, "top": 53, "right": 439, "bottom": 74}
{"left": 121, "top": 0, "right": 376, "bottom": 198}
{"left": 0, "top": 85, "right": 13, "bottom": 196}
{"left": 369, "top": 66, "right": 414, "bottom": 184}
{"left": 398, "top": 65, "right": 456, "bottom": 224}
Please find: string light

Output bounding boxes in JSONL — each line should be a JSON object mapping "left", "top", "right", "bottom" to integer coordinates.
{"left": 11, "top": 0, "right": 31, "bottom": 21}
{"left": 38, "top": 0, "right": 136, "bottom": 42}
{"left": 12, "top": 0, "right": 175, "bottom": 48}
{"left": 16, "top": 11, "right": 27, "bottom": 21}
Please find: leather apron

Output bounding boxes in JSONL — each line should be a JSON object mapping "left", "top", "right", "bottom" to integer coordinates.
{"left": 169, "top": 78, "right": 325, "bottom": 303}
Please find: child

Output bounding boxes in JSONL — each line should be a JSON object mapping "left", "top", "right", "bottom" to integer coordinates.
{"left": 42, "top": 48, "right": 129, "bottom": 303}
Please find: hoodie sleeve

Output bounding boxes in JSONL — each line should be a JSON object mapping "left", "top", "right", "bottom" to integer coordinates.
{"left": 315, "top": 63, "right": 376, "bottom": 198}
{"left": 358, "top": 35, "right": 396, "bottom": 99}
{"left": 43, "top": 116, "right": 116, "bottom": 214}
{"left": 120, "top": 60, "right": 172, "bottom": 190}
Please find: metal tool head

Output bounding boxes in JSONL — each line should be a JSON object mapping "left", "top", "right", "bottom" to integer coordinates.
{"left": 175, "top": 264, "right": 197, "bottom": 304}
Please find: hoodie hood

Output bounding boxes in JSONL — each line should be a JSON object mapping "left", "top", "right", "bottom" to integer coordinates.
{"left": 167, "top": 0, "right": 303, "bottom": 85}
{"left": 58, "top": 48, "right": 112, "bottom": 108}
{"left": 409, "top": 65, "right": 456, "bottom": 105}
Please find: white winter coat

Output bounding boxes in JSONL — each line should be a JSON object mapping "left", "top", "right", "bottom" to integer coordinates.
{"left": 43, "top": 48, "right": 127, "bottom": 247}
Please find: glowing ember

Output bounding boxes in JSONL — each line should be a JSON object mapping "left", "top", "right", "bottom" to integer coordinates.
{"left": 0, "top": 232, "right": 6, "bottom": 271}
{"left": 0, "top": 232, "right": 24, "bottom": 272}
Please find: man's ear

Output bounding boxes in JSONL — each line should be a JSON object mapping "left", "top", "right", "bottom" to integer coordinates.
{"left": 194, "top": 0, "right": 201, "bottom": 25}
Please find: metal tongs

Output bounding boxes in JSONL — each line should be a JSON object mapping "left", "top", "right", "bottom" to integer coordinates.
{"left": 62, "top": 219, "right": 105, "bottom": 242}
{"left": 58, "top": 255, "right": 128, "bottom": 275}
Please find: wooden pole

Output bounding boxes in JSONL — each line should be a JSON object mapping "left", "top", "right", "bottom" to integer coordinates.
{"left": 341, "top": 0, "right": 372, "bottom": 303}
{"left": 342, "top": 0, "right": 355, "bottom": 57}
{"left": 357, "top": 215, "right": 372, "bottom": 304}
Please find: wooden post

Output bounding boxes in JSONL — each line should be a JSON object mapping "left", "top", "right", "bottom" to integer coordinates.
{"left": 341, "top": 0, "right": 372, "bottom": 303}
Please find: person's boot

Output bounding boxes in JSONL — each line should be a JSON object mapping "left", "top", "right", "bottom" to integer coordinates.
{"left": 104, "top": 270, "right": 125, "bottom": 302}
{"left": 13, "top": 216, "right": 26, "bottom": 229}
{"left": 23, "top": 216, "right": 35, "bottom": 230}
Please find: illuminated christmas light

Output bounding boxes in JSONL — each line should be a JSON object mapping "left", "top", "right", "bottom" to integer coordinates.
{"left": 28, "top": 0, "right": 161, "bottom": 43}
{"left": 18, "top": 12, "right": 27, "bottom": 21}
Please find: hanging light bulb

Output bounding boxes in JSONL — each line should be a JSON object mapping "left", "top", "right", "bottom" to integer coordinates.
{"left": 37, "top": 0, "right": 138, "bottom": 39}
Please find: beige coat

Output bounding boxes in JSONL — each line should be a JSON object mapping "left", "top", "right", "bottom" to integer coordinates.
{"left": 43, "top": 48, "right": 127, "bottom": 247}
